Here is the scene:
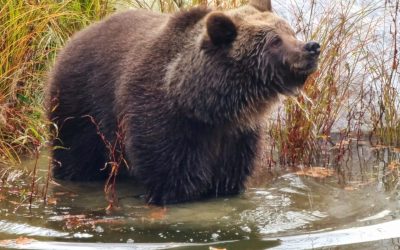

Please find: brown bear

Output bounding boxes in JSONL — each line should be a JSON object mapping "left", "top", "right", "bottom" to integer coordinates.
{"left": 46, "top": 0, "right": 320, "bottom": 205}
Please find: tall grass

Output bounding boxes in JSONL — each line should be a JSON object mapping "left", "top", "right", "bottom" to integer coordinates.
{"left": 0, "top": 0, "right": 399, "bottom": 169}
{"left": 368, "top": 0, "right": 400, "bottom": 145}
{"left": 268, "top": 0, "right": 387, "bottom": 166}
{"left": 0, "top": 0, "right": 115, "bottom": 165}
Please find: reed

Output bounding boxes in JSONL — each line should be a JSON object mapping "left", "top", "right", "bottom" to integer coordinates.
{"left": 0, "top": 0, "right": 115, "bottom": 165}
{"left": 0, "top": 0, "right": 399, "bottom": 169}
{"left": 267, "top": 0, "right": 394, "bottom": 166}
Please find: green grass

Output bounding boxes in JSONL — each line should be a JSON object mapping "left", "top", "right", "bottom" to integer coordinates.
{"left": 0, "top": 0, "right": 399, "bottom": 168}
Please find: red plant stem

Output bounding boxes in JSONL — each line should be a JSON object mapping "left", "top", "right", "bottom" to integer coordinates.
{"left": 28, "top": 148, "right": 39, "bottom": 211}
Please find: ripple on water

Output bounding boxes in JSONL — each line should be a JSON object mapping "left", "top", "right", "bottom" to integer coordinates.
{"left": 0, "top": 220, "right": 69, "bottom": 238}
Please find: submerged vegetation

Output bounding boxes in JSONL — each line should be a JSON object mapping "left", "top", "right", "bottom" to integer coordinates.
{"left": 0, "top": 0, "right": 399, "bottom": 169}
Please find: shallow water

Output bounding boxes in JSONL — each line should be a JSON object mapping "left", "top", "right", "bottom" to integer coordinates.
{"left": 1, "top": 140, "right": 400, "bottom": 249}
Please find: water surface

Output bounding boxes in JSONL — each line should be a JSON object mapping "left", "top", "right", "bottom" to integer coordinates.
{"left": 1, "top": 140, "right": 400, "bottom": 249}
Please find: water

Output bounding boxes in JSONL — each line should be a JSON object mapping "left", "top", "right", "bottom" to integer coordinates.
{"left": 1, "top": 140, "right": 400, "bottom": 249}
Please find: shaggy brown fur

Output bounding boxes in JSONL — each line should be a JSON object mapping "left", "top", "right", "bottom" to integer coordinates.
{"left": 46, "top": 0, "right": 320, "bottom": 205}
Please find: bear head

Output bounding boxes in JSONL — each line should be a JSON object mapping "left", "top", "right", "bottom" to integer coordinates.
{"left": 165, "top": 0, "right": 320, "bottom": 126}
{"left": 205, "top": 0, "right": 320, "bottom": 94}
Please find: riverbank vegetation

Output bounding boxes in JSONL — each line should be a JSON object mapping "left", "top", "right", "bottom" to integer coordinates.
{"left": 0, "top": 0, "right": 115, "bottom": 166}
{"left": 0, "top": 0, "right": 399, "bottom": 169}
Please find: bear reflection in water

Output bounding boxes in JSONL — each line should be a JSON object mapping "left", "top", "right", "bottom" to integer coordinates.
{"left": 46, "top": 0, "right": 320, "bottom": 205}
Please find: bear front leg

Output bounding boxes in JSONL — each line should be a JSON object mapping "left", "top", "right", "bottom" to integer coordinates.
{"left": 144, "top": 168, "right": 212, "bottom": 205}
{"left": 126, "top": 133, "right": 215, "bottom": 205}
{"left": 212, "top": 130, "right": 260, "bottom": 197}
{"left": 142, "top": 155, "right": 214, "bottom": 205}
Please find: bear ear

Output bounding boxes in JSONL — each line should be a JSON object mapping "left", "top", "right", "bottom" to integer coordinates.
{"left": 249, "top": 0, "right": 272, "bottom": 12}
{"left": 206, "top": 12, "right": 237, "bottom": 46}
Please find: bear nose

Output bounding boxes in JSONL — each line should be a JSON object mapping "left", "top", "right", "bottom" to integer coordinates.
{"left": 304, "top": 41, "right": 321, "bottom": 56}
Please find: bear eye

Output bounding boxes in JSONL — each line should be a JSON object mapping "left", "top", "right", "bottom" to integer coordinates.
{"left": 270, "top": 37, "right": 282, "bottom": 48}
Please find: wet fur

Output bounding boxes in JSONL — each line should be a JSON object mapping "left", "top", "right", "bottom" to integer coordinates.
{"left": 47, "top": 1, "right": 314, "bottom": 205}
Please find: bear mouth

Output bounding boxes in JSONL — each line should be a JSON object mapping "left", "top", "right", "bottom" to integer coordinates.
{"left": 274, "top": 68, "right": 312, "bottom": 95}
{"left": 272, "top": 71, "right": 313, "bottom": 97}
{"left": 292, "top": 61, "right": 318, "bottom": 76}
{"left": 285, "top": 74, "right": 309, "bottom": 95}
{"left": 285, "top": 60, "right": 318, "bottom": 96}
{"left": 269, "top": 59, "right": 318, "bottom": 97}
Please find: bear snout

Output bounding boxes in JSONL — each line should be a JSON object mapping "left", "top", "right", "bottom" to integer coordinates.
{"left": 304, "top": 41, "right": 321, "bottom": 57}
{"left": 290, "top": 41, "right": 320, "bottom": 75}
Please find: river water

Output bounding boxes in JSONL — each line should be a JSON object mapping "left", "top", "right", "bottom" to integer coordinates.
{"left": 0, "top": 139, "right": 400, "bottom": 249}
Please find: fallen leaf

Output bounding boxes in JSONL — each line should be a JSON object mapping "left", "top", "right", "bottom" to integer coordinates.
{"left": 333, "top": 140, "right": 350, "bottom": 149}
{"left": 59, "top": 215, "right": 86, "bottom": 230}
{"left": 0, "top": 240, "right": 12, "bottom": 245}
{"left": 371, "top": 145, "right": 390, "bottom": 151}
{"left": 46, "top": 197, "right": 58, "bottom": 205}
{"left": 54, "top": 192, "right": 68, "bottom": 195}
{"left": 105, "top": 203, "right": 120, "bottom": 212}
{"left": 344, "top": 186, "right": 356, "bottom": 191}
{"left": 55, "top": 214, "right": 124, "bottom": 229}
{"left": 15, "top": 237, "right": 34, "bottom": 245}
{"left": 149, "top": 207, "right": 167, "bottom": 220}
{"left": 54, "top": 192, "right": 78, "bottom": 198}
{"left": 209, "top": 247, "right": 227, "bottom": 250}
{"left": 296, "top": 167, "right": 334, "bottom": 178}
{"left": 389, "top": 161, "right": 400, "bottom": 171}
{"left": 7, "top": 189, "right": 22, "bottom": 195}
{"left": 88, "top": 218, "right": 124, "bottom": 226}
{"left": 67, "top": 214, "right": 87, "bottom": 220}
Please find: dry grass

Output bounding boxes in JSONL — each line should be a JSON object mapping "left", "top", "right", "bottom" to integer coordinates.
{"left": 267, "top": 0, "right": 389, "bottom": 166}
{"left": 0, "top": 0, "right": 399, "bottom": 170}
{"left": 0, "top": 0, "right": 115, "bottom": 166}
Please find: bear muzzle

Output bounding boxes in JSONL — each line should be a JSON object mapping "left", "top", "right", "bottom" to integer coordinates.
{"left": 304, "top": 41, "right": 321, "bottom": 57}
{"left": 290, "top": 41, "right": 321, "bottom": 76}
